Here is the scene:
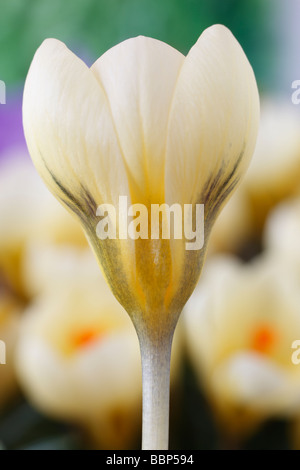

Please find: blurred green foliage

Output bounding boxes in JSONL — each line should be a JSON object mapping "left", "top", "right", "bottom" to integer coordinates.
{"left": 0, "top": 0, "right": 275, "bottom": 90}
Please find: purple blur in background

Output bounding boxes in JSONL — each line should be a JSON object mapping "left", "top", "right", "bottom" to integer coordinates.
{"left": 0, "top": 93, "right": 26, "bottom": 158}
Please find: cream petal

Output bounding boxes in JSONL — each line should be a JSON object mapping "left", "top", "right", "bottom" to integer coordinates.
{"left": 23, "top": 38, "right": 130, "bottom": 218}
{"left": 91, "top": 36, "right": 184, "bottom": 203}
{"left": 16, "top": 330, "right": 141, "bottom": 419}
{"left": 23, "top": 39, "right": 141, "bottom": 314}
{"left": 155, "top": 26, "right": 259, "bottom": 312}
{"left": 165, "top": 24, "right": 259, "bottom": 218}
{"left": 212, "top": 353, "right": 300, "bottom": 412}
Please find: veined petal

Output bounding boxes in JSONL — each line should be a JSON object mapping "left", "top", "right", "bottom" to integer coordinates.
{"left": 165, "top": 24, "right": 259, "bottom": 217}
{"left": 23, "top": 30, "right": 260, "bottom": 339}
{"left": 91, "top": 36, "right": 184, "bottom": 204}
{"left": 162, "top": 25, "right": 259, "bottom": 309}
{"left": 23, "top": 39, "right": 139, "bottom": 317}
{"left": 23, "top": 38, "right": 130, "bottom": 217}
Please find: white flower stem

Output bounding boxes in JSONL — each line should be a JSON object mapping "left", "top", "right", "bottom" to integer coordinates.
{"left": 139, "top": 332, "right": 173, "bottom": 450}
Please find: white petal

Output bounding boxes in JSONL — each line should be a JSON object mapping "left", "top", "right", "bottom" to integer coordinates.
{"left": 212, "top": 353, "right": 300, "bottom": 413}
{"left": 91, "top": 36, "right": 184, "bottom": 203}
{"left": 23, "top": 38, "right": 130, "bottom": 216}
{"left": 165, "top": 25, "right": 259, "bottom": 215}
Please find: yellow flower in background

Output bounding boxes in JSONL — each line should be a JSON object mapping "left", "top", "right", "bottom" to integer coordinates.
{"left": 16, "top": 247, "right": 183, "bottom": 449}
{"left": 244, "top": 99, "right": 300, "bottom": 233}
{"left": 184, "top": 255, "right": 300, "bottom": 440}
{"left": 22, "top": 243, "right": 97, "bottom": 297}
{"left": 23, "top": 24, "right": 259, "bottom": 449}
{"left": 16, "top": 249, "right": 142, "bottom": 449}
{"left": 209, "top": 100, "right": 300, "bottom": 256}
{"left": 0, "top": 155, "right": 86, "bottom": 249}
{"left": 0, "top": 155, "right": 86, "bottom": 298}
{"left": 264, "top": 198, "right": 300, "bottom": 270}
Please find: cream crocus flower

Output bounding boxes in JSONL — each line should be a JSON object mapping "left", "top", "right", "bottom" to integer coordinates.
{"left": 22, "top": 243, "right": 97, "bottom": 297}
{"left": 0, "top": 155, "right": 86, "bottom": 249}
{"left": 16, "top": 251, "right": 142, "bottom": 450}
{"left": 264, "top": 198, "right": 300, "bottom": 268}
{"left": 184, "top": 255, "right": 300, "bottom": 441}
{"left": 23, "top": 25, "right": 259, "bottom": 449}
{"left": 16, "top": 247, "right": 182, "bottom": 449}
{"left": 244, "top": 99, "right": 300, "bottom": 232}
{"left": 0, "top": 155, "right": 86, "bottom": 297}
{"left": 210, "top": 100, "right": 300, "bottom": 252}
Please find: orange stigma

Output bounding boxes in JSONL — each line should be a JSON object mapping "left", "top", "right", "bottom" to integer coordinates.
{"left": 251, "top": 325, "right": 276, "bottom": 354}
{"left": 72, "top": 329, "right": 103, "bottom": 350}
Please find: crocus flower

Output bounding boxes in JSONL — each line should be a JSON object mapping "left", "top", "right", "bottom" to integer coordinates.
{"left": 16, "top": 247, "right": 183, "bottom": 449}
{"left": 264, "top": 197, "right": 300, "bottom": 269}
{"left": 184, "top": 255, "right": 300, "bottom": 442}
{"left": 244, "top": 99, "right": 300, "bottom": 232}
{"left": 16, "top": 277, "right": 142, "bottom": 450}
{"left": 0, "top": 155, "right": 86, "bottom": 297}
{"left": 23, "top": 25, "right": 259, "bottom": 449}
{"left": 210, "top": 100, "right": 300, "bottom": 254}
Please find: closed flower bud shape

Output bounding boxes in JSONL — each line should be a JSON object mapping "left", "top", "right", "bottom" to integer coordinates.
{"left": 23, "top": 25, "right": 259, "bottom": 449}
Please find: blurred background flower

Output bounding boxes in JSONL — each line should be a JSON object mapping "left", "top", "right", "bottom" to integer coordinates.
{"left": 16, "top": 247, "right": 183, "bottom": 449}
{"left": 1, "top": 0, "right": 300, "bottom": 450}
{"left": 16, "top": 249, "right": 143, "bottom": 450}
{"left": 184, "top": 256, "right": 300, "bottom": 447}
